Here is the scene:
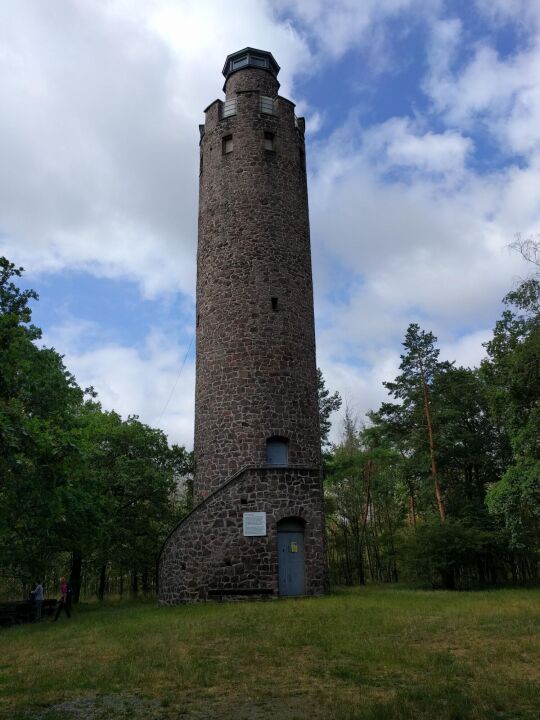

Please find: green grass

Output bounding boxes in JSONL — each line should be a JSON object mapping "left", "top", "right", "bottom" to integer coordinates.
{"left": 1, "top": 586, "right": 539, "bottom": 720}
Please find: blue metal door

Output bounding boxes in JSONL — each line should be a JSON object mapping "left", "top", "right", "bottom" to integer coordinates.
{"left": 278, "top": 531, "right": 305, "bottom": 596}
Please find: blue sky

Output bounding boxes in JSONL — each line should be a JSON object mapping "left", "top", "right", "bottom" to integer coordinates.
{"left": 2, "top": 0, "right": 539, "bottom": 446}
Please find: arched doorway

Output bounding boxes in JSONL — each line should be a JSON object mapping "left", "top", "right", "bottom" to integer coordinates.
{"left": 277, "top": 517, "right": 305, "bottom": 596}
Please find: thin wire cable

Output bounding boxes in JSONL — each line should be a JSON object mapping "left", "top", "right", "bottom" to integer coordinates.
{"left": 158, "top": 333, "right": 195, "bottom": 423}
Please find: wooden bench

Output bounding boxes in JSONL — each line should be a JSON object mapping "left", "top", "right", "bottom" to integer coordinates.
{"left": 0, "top": 599, "right": 58, "bottom": 627}
{"left": 0, "top": 603, "right": 18, "bottom": 628}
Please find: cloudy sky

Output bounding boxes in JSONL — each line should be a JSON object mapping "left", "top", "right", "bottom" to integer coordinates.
{"left": 2, "top": 0, "right": 539, "bottom": 447}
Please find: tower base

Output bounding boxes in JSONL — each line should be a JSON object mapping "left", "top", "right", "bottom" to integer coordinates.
{"left": 158, "top": 466, "right": 327, "bottom": 604}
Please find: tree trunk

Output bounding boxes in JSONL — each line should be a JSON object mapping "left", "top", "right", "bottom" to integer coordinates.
{"left": 341, "top": 528, "right": 353, "bottom": 585}
{"left": 408, "top": 488, "right": 417, "bottom": 527}
{"left": 384, "top": 505, "right": 399, "bottom": 582}
{"left": 419, "top": 361, "right": 445, "bottom": 522}
{"left": 70, "top": 552, "right": 83, "bottom": 603}
{"left": 131, "top": 568, "right": 139, "bottom": 596}
{"left": 358, "top": 548, "right": 366, "bottom": 585}
{"left": 98, "top": 564, "right": 107, "bottom": 601}
{"left": 362, "top": 461, "right": 374, "bottom": 578}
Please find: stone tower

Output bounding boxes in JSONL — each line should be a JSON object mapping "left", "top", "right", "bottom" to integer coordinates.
{"left": 159, "top": 49, "right": 326, "bottom": 603}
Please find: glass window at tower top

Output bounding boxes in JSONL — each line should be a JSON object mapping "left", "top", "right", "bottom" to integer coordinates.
{"left": 251, "top": 55, "right": 267, "bottom": 67}
{"left": 260, "top": 96, "right": 276, "bottom": 115}
{"left": 232, "top": 56, "right": 248, "bottom": 70}
{"left": 229, "top": 53, "right": 268, "bottom": 72}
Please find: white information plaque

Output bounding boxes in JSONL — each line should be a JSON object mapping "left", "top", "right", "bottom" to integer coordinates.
{"left": 243, "top": 512, "right": 267, "bottom": 537}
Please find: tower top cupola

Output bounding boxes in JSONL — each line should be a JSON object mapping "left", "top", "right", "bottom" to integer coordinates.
{"left": 222, "top": 47, "right": 280, "bottom": 83}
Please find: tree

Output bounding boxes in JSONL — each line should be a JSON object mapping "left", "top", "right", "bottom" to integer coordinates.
{"left": 374, "top": 324, "right": 451, "bottom": 522}
{"left": 0, "top": 257, "right": 194, "bottom": 599}
{"left": 325, "top": 412, "right": 403, "bottom": 586}
{"left": 431, "top": 366, "right": 509, "bottom": 517}
{"left": 509, "top": 233, "right": 540, "bottom": 269}
{"left": 317, "top": 368, "right": 342, "bottom": 450}
{"left": 483, "top": 279, "right": 540, "bottom": 555}
{"left": 64, "top": 403, "right": 193, "bottom": 600}
{"left": 0, "top": 257, "right": 84, "bottom": 591}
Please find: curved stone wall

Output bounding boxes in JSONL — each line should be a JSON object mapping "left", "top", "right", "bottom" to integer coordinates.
{"left": 159, "top": 467, "right": 327, "bottom": 604}
{"left": 194, "top": 66, "right": 319, "bottom": 502}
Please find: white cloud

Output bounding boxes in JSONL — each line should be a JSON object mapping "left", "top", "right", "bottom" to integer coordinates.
{"left": 424, "top": 12, "right": 540, "bottom": 158}
{"left": 273, "top": 0, "right": 440, "bottom": 60}
{"left": 308, "top": 105, "right": 538, "bottom": 432}
{"left": 439, "top": 328, "right": 491, "bottom": 368}
{"left": 0, "top": 0, "right": 310, "bottom": 297}
{"left": 363, "top": 118, "right": 472, "bottom": 177}
{"left": 43, "top": 319, "right": 195, "bottom": 447}
{"left": 473, "top": 0, "right": 540, "bottom": 28}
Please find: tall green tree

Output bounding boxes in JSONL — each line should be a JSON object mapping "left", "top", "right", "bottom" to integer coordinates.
{"left": 325, "top": 412, "right": 403, "bottom": 586}
{"left": 64, "top": 403, "right": 193, "bottom": 600}
{"left": 0, "top": 258, "right": 194, "bottom": 599}
{"left": 432, "top": 366, "right": 508, "bottom": 517}
{"left": 372, "top": 324, "right": 452, "bottom": 521}
{"left": 0, "top": 257, "right": 84, "bottom": 591}
{"left": 483, "top": 279, "right": 540, "bottom": 553}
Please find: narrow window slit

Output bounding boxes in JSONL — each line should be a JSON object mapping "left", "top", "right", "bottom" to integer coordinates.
{"left": 222, "top": 135, "right": 233, "bottom": 154}
{"left": 271, "top": 297, "right": 278, "bottom": 310}
{"left": 264, "top": 132, "right": 275, "bottom": 151}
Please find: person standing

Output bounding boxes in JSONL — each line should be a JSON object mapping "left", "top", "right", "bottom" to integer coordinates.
{"left": 31, "top": 581, "right": 44, "bottom": 622}
{"left": 53, "top": 577, "right": 71, "bottom": 621}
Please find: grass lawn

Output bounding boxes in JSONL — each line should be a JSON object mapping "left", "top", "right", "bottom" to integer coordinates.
{"left": 0, "top": 586, "right": 539, "bottom": 720}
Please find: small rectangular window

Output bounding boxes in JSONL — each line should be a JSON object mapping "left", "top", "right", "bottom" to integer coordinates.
{"left": 264, "top": 132, "right": 275, "bottom": 151}
{"left": 260, "top": 95, "right": 276, "bottom": 115}
{"left": 271, "top": 297, "right": 278, "bottom": 310}
{"left": 232, "top": 56, "right": 248, "bottom": 70}
{"left": 222, "top": 98, "right": 237, "bottom": 118}
{"left": 251, "top": 55, "right": 267, "bottom": 68}
{"left": 222, "top": 135, "right": 233, "bottom": 154}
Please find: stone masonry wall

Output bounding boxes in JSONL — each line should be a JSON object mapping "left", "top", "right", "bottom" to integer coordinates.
{"left": 194, "top": 66, "right": 320, "bottom": 503}
{"left": 159, "top": 59, "right": 327, "bottom": 604}
{"left": 159, "top": 467, "right": 326, "bottom": 604}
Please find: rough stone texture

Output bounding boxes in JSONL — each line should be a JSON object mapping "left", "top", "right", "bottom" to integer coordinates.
{"left": 224, "top": 66, "right": 280, "bottom": 96}
{"left": 159, "top": 55, "right": 326, "bottom": 603}
{"left": 159, "top": 467, "right": 326, "bottom": 604}
{"left": 195, "top": 67, "right": 319, "bottom": 500}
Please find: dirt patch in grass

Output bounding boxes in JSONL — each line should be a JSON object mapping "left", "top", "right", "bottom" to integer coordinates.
{"left": 19, "top": 694, "right": 162, "bottom": 720}
{"left": 18, "top": 692, "right": 321, "bottom": 720}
